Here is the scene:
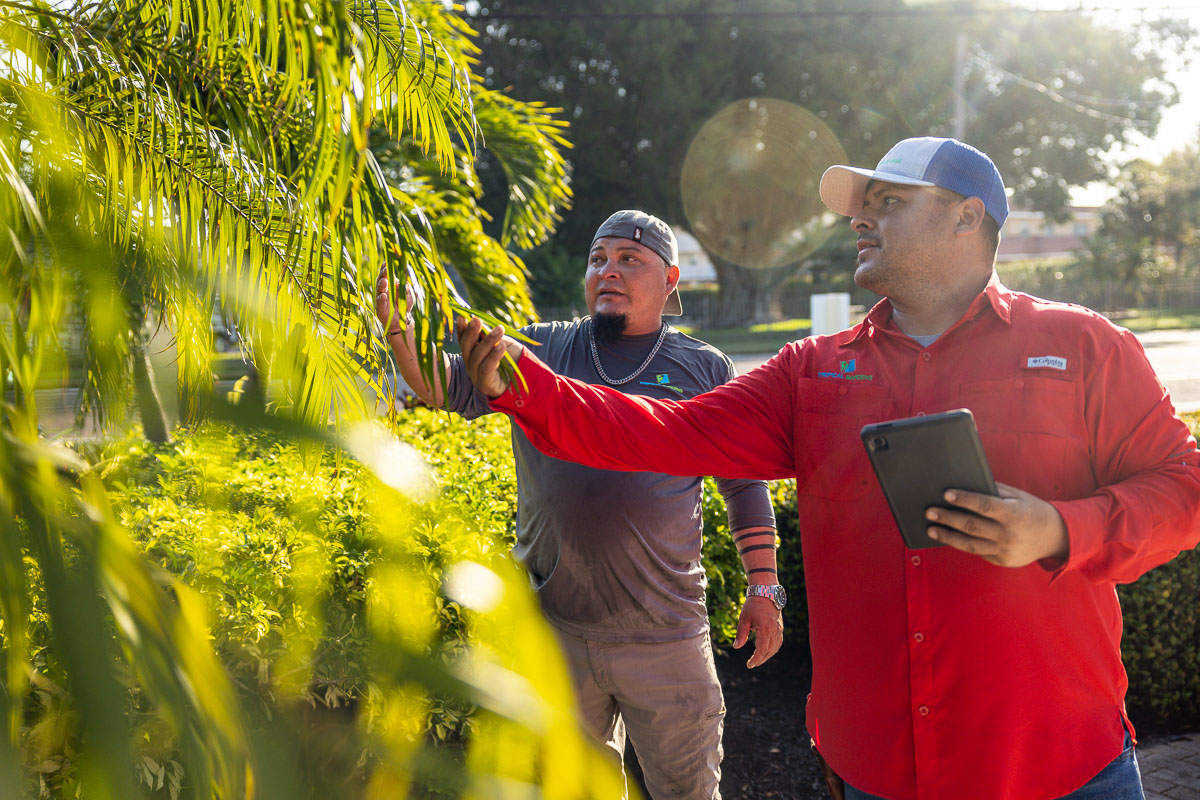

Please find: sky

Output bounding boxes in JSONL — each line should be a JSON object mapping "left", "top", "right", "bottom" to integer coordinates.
{"left": 1087, "top": 2, "right": 1200, "bottom": 161}
{"left": 1018, "top": 1, "right": 1200, "bottom": 203}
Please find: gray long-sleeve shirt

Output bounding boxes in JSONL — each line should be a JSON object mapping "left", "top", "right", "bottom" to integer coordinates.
{"left": 444, "top": 319, "right": 776, "bottom": 642}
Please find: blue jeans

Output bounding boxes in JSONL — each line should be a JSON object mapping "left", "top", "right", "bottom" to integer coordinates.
{"left": 843, "top": 729, "right": 1143, "bottom": 800}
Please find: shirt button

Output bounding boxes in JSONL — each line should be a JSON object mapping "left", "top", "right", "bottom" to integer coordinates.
{"left": 910, "top": 555, "right": 922, "bottom": 566}
{"left": 913, "top": 632, "right": 925, "bottom": 643}
{"left": 514, "top": 398, "right": 524, "bottom": 407}
{"left": 918, "top": 705, "right": 930, "bottom": 717}
{"left": 921, "top": 351, "right": 932, "bottom": 361}
{"left": 548, "top": 449, "right": 558, "bottom": 456}
{"left": 838, "top": 385, "right": 848, "bottom": 395}
{"left": 1015, "top": 378, "right": 1025, "bottom": 389}
{"left": 915, "top": 411, "right": 926, "bottom": 417}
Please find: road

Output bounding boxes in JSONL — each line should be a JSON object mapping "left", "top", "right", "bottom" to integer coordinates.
{"left": 1137, "top": 329, "right": 1200, "bottom": 413}
{"left": 730, "top": 327, "right": 1200, "bottom": 413}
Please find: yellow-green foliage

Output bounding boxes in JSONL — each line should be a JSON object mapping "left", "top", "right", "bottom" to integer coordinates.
{"left": 19, "top": 410, "right": 623, "bottom": 799}
{"left": 101, "top": 429, "right": 379, "bottom": 718}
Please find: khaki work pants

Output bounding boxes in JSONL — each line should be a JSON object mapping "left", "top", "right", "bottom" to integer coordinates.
{"left": 553, "top": 628, "right": 725, "bottom": 800}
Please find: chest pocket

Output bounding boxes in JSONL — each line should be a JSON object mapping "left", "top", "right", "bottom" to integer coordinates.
{"left": 956, "top": 375, "right": 1082, "bottom": 498}
{"left": 794, "top": 378, "right": 892, "bottom": 500}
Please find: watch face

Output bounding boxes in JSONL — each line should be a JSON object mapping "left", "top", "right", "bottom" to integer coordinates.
{"left": 776, "top": 585, "right": 788, "bottom": 608}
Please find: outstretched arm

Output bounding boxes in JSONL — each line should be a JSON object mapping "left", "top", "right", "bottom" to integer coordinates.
{"left": 456, "top": 316, "right": 798, "bottom": 481}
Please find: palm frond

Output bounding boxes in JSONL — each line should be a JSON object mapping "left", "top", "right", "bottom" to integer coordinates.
{"left": 0, "top": 2, "right": 583, "bottom": 793}
{"left": 349, "top": 0, "right": 480, "bottom": 171}
{"left": 474, "top": 89, "right": 573, "bottom": 250}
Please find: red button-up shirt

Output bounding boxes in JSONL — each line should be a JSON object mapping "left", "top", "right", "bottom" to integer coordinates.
{"left": 490, "top": 277, "right": 1200, "bottom": 799}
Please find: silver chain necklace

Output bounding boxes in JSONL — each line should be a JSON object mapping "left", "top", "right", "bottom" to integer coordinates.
{"left": 588, "top": 318, "right": 668, "bottom": 385}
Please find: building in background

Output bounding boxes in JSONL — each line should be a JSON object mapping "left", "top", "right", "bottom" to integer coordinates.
{"left": 997, "top": 206, "right": 1101, "bottom": 263}
{"left": 674, "top": 228, "right": 718, "bottom": 285}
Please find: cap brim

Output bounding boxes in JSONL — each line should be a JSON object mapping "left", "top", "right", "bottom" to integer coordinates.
{"left": 819, "top": 165, "right": 937, "bottom": 218}
{"left": 664, "top": 287, "right": 682, "bottom": 316}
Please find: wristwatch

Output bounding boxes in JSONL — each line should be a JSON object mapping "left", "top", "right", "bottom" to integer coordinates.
{"left": 746, "top": 583, "right": 787, "bottom": 611}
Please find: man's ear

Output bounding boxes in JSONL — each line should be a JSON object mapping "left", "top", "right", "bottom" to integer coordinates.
{"left": 666, "top": 263, "right": 681, "bottom": 292}
{"left": 955, "top": 197, "right": 986, "bottom": 236}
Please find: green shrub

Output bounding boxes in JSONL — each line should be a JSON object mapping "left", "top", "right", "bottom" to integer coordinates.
{"left": 701, "top": 477, "right": 805, "bottom": 649}
{"left": 95, "top": 412, "right": 520, "bottom": 730}
{"left": 100, "top": 429, "right": 378, "bottom": 715}
{"left": 24, "top": 410, "right": 564, "bottom": 798}
{"left": 1118, "top": 410, "right": 1200, "bottom": 732}
{"left": 700, "top": 476, "right": 747, "bottom": 644}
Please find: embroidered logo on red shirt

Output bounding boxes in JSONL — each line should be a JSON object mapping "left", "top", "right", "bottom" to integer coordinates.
{"left": 818, "top": 358, "right": 874, "bottom": 381}
{"left": 1026, "top": 355, "right": 1067, "bottom": 371}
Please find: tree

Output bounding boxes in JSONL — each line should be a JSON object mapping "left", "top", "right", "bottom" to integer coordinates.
{"left": 474, "top": 0, "right": 1192, "bottom": 324}
{"left": 0, "top": 1, "right": 615, "bottom": 797}
{"left": 1085, "top": 145, "right": 1200, "bottom": 291}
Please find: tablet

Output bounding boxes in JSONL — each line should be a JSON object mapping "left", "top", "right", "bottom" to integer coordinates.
{"left": 860, "top": 409, "right": 998, "bottom": 550}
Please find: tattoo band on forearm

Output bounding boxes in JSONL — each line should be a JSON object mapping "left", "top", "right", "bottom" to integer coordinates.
{"left": 733, "top": 530, "right": 776, "bottom": 543}
{"left": 747, "top": 567, "right": 778, "bottom": 576}
{"left": 738, "top": 543, "right": 777, "bottom": 555}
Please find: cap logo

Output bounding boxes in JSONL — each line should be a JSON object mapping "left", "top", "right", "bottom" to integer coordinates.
{"left": 632, "top": 226, "right": 643, "bottom": 241}
{"left": 879, "top": 157, "right": 903, "bottom": 166}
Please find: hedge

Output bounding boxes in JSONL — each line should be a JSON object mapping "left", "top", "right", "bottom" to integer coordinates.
{"left": 1117, "top": 410, "right": 1200, "bottom": 731}
{"left": 26, "top": 412, "right": 605, "bottom": 799}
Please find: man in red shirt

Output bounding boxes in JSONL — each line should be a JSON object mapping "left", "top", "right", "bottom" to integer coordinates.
{"left": 455, "top": 138, "right": 1200, "bottom": 800}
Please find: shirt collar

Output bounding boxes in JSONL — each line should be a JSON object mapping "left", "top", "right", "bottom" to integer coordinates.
{"left": 981, "top": 271, "right": 1013, "bottom": 324}
{"left": 851, "top": 271, "right": 1012, "bottom": 343}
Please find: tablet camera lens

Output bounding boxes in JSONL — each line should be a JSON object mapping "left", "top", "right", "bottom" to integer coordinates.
{"left": 871, "top": 436, "right": 889, "bottom": 452}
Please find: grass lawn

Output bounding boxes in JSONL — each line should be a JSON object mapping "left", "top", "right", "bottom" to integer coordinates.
{"left": 675, "top": 318, "right": 811, "bottom": 355}
{"left": 1107, "top": 309, "right": 1200, "bottom": 333}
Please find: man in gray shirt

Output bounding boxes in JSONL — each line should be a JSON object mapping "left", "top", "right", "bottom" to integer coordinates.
{"left": 377, "top": 210, "right": 782, "bottom": 800}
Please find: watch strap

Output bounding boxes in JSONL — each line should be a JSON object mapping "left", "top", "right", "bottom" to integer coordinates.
{"left": 746, "top": 583, "right": 786, "bottom": 610}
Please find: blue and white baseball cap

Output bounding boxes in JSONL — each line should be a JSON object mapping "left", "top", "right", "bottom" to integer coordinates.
{"left": 819, "top": 137, "right": 1009, "bottom": 228}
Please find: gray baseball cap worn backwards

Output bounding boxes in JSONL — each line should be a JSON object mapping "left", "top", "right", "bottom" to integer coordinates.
{"left": 818, "top": 137, "right": 1009, "bottom": 228}
{"left": 592, "top": 209, "right": 683, "bottom": 316}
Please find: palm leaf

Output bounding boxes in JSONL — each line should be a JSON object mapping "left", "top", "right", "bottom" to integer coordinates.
{"left": 0, "top": 1, "right": 590, "bottom": 796}
{"left": 473, "top": 88, "right": 573, "bottom": 251}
